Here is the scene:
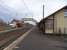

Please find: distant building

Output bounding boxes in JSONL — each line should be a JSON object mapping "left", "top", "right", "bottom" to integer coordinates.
{"left": 38, "top": 5, "right": 67, "bottom": 34}
{"left": 9, "top": 19, "right": 17, "bottom": 27}
{"left": 22, "top": 18, "right": 37, "bottom": 25}
{"left": 9, "top": 19, "right": 24, "bottom": 28}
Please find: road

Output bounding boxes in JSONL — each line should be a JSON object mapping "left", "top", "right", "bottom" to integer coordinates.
{"left": 13, "top": 26, "right": 67, "bottom": 50}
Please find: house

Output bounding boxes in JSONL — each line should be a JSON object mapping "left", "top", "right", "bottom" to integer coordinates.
{"left": 9, "top": 19, "right": 17, "bottom": 27}
{"left": 9, "top": 19, "right": 24, "bottom": 28}
{"left": 38, "top": 5, "right": 67, "bottom": 34}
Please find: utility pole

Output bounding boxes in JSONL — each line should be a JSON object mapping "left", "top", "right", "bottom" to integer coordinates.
{"left": 43, "top": 4, "right": 45, "bottom": 34}
{"left": 43, "top": 5, "right": 44, "bottom": 19}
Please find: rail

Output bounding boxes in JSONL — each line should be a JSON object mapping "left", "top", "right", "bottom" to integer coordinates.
{"left": 0, "top": 26, "right": 32, "bottom": 50}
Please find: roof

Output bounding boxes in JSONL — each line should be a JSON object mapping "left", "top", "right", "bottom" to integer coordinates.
{"left": 39, "top": 5, "right": 67, "bottom": 22}
{"left": 11, "top": 19, "right": 19, "bottom": 23}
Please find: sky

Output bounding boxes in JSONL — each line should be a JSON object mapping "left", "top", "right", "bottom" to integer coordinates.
{"left": 0, "top": 0, "right": 67, "bottom": 23}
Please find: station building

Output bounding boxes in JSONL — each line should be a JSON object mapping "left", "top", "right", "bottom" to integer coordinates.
{"left": 38, "top": 5, "right": 67, "bottom": 34}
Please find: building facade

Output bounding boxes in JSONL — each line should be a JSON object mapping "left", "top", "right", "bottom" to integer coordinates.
{"left": 38, "top": 5, "right": 67, "bottom": 34}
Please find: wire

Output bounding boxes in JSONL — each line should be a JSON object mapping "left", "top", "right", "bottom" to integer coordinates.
{"left": 22, "top": 0, "right": 34, "bottom": 17}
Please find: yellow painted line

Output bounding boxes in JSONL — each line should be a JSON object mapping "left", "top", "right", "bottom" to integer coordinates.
{"left": 3, "top": 27, "right": 35, "bottom": 50}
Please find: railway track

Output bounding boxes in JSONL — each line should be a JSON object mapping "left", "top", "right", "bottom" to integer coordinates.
{"left": 0, "top": 25, "right": 33, "bottom": 50}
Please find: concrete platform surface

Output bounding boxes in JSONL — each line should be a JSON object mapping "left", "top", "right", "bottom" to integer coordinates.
{"left": 13, "top": 27, "right": 67, "bottom": 50}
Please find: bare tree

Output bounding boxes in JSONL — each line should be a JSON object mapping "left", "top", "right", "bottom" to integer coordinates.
{"left": 0, "top": 18, "right": 7, "bottom": 26}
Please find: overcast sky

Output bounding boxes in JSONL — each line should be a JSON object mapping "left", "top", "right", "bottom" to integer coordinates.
{"left": 0, "top": 0, "right": 67, "bottom": 22}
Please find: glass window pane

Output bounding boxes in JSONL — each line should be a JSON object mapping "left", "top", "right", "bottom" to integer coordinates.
{"left": 64, "top": 9, "right": 67, "bottom": 17}
{"left": 64, "top": 12, "right": 67, "bottom": 16}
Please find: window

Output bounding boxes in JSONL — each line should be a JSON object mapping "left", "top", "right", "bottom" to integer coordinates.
{"left": 64, "top": 9, "right": 67, "bottom": 17}
{"left": 45, "top": 19, "right": 53, "bottom": 29}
